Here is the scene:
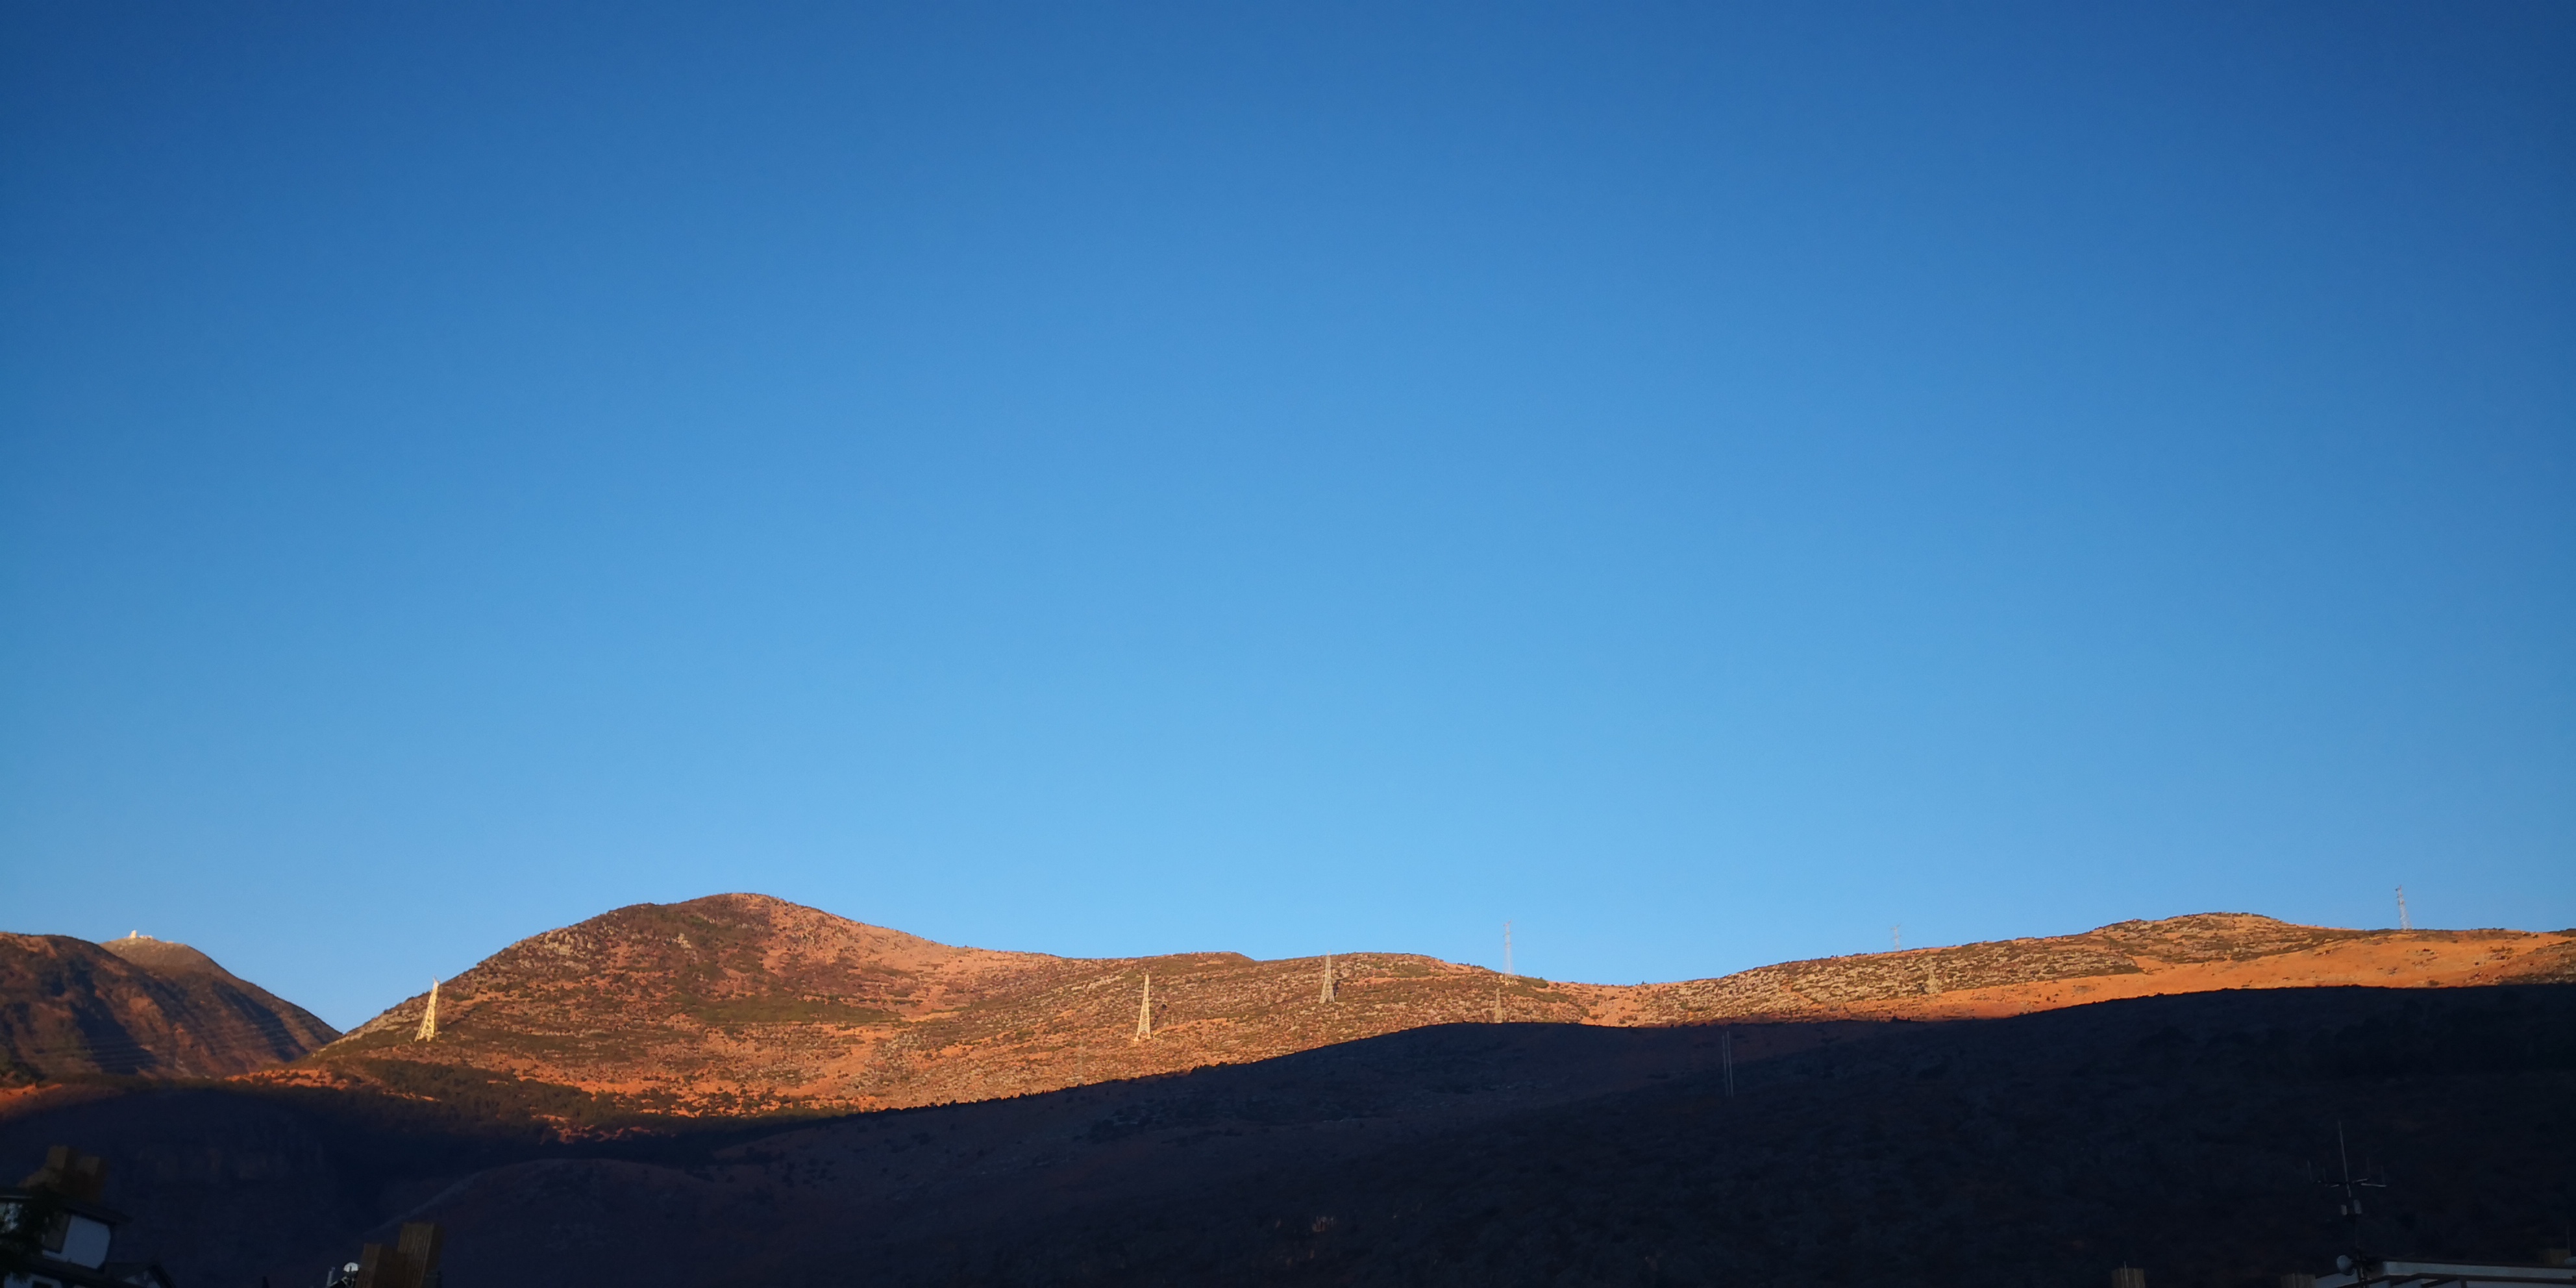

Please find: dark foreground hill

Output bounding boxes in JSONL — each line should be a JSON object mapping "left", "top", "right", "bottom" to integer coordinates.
{"left": 4, "top": 984, "right": 2570, "bottom": 1287}
{"left": 0, "top": 933, "right": 339, "bottom": 1081}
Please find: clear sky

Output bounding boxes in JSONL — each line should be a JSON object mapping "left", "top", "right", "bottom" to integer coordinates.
{"left": 4, "top": 3, "right": 2570, "bottom": 1029}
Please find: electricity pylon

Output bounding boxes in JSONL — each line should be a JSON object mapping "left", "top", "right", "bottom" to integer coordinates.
{"left": 1319, "top": 954, "right": 1335, "bottom": 1004}
{"left": 1133, "top": 971, "right": 1153, "bottom": 1041}
{"left": 414, "top": 980, "right": 440, "bottom": 1042}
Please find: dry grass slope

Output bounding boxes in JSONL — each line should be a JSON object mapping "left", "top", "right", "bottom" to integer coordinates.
{"left": 297, "top": 895, "right": 2576, "bottom": 1120}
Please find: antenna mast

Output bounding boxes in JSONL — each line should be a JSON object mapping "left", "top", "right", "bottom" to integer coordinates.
{"left": 1504, "top": 921, "right": 1514, "bottom": 977}
{"left": 2320, "top": 1120, "right": 2388, "bottom": 1263}
{"left": 414, "top": 980, "right": 440, "bottom": 1043}
{"left": 2396, "top": 886, "right": 2410, "bottom": 932}
{"left": 1892, "top": 924, "right": 1901, "bottom": 952}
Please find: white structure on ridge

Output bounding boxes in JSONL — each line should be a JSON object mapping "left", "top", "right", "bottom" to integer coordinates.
{"left": 414, "top": 979, "right": 440, "bottom": 1042}
{"left": 1319, "top": 954, "right": 1335, "bottom": 1004}
{"left": 1134, "top": 971, "right": 1153, "bottom": 1041}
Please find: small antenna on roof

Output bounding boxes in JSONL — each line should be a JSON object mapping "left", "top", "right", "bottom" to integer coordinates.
{"left": 2320, "top": 1120, "right": 2388, "bottom": 1263}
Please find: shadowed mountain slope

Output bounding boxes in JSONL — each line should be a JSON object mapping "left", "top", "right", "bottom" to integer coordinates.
{"left": 0, "top": 933, "right": 340, "bottom": 1081}
{"left": 301, "top": 894, "right": 2575, "bottom": 1117}
{"left": 6, "top": 985, "right": 2570, "bottom": 1287}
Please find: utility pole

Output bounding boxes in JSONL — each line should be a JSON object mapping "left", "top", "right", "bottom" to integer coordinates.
{"left": 1319, "top": 954, "right": 1335, "bottom": 1004}
{"left": 1133, "top": 971, "right": 1153, "bottom": 1041}
{"left": 414, "top": 980, "right": 440, "bottom": 1043}
{"left": 2396, "top": 886, "right": 2410, "bottom": 932}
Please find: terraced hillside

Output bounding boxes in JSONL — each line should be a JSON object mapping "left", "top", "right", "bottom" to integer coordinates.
{"left": 295, "top": 894, "right": 2576, "bottom": 1118}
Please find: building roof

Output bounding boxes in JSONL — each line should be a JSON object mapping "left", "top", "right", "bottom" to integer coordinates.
{"left": 0, "top": 1185, "right": 132, "bottom": 1227}
{"left": 2319, "top": 1258, "right": 2576, "bottom": 1287}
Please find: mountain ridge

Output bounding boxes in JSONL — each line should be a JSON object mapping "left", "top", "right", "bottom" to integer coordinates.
{"left": 0, "top": 932, "right": 340, "bottom": 1082}
{"left": 292, "top": 893, "right": 2576, "bottom": 1119}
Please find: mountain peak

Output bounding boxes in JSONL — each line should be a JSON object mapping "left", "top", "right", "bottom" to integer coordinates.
{"left": 98, "top": 933, "right": 231, "bottom": 978}
{"left": 0, "top": 932, "right": 338, "bottom": 1081}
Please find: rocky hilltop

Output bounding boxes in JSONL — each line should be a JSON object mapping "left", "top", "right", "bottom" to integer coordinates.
{"left": 301, "top": 894, "right": 2575, "bottom": 1117}
{"left": 310, "top": 893, "right": 1545, "bottom": 1115}
{"left": 0, "top": 933, "right": 340, "bottom": 1081}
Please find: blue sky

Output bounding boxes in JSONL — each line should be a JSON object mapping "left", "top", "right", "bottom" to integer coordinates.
{"left": 4, "top": 3, "right": 2570, "bottom": 1028}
